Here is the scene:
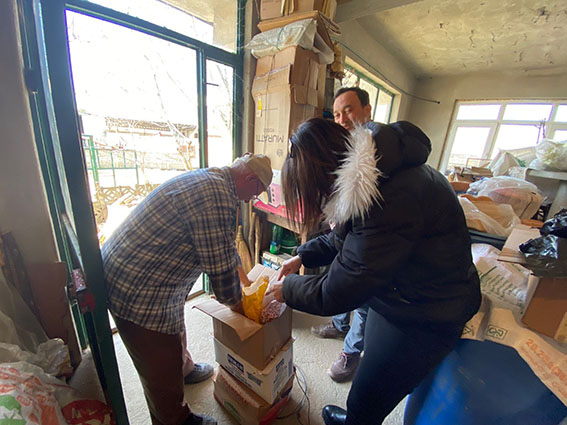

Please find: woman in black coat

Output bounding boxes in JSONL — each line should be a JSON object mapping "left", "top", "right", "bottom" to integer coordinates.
{"left": 266, "top": 118, "right": 481, "bottom": 425}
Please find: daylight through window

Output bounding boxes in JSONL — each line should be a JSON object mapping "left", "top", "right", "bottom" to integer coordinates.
{"left": 443, "top": 100, "right": 567, "bottom": 172}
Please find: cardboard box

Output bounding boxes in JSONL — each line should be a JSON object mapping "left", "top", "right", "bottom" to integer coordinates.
{"left": 262, "top": 251, "right": 294, "bottom": 270}
{"left": 253, "top": 88, "right": 316, "bottom": 171}
{"left": 449, "top": 166, "right": 493, "bottom": 183}
{"left": 256, "top": 46, "right": 327, "bottom": 112}
{"left": 256, "top": 46, "right": 325, "bottom": 95}
{"left": 214, "top": 337, "right": 294, "bottom": 404}
{"left": 253, "top": 50, "right": 323, "bottom": 216}
{"left": 498, "top": 225, "right": 541, "bottom": 264}
{"left": 252, "top": 66, "right": 318, "bottom": 172}
{"left": 253, "top": 64, "right": 321, "bottom": 108}
{"left": 213, "top": 366, "right": 293, "bottom": 425}
{"left": 260, "top": 0, "right": 325, "bottom": 21}
{"left": 522, "top": 276, "right": 567, "bottom": 343}
{"left": 194, "top": 265, "right": 292, "bottom": 370}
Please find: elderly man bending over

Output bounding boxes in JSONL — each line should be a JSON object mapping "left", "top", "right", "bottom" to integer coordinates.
{"left": 102, "top": 154, "right": 272, "bottom": 425}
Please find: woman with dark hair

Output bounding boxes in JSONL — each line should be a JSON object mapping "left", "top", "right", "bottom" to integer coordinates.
{"left": 267, "top": 118, "right": 481, "bottom": 425}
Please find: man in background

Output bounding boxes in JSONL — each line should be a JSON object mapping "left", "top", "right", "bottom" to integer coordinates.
{"left": 102, "top": 154, "right": 272, "bottom": 425}
{"left": 310, "top": 87, "right": 374, "bottom": 382}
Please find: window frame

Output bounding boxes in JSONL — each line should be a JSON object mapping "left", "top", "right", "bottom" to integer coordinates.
{"left": 441, "top": 99, "right": 567, "bottom": 172}
{"left": 65, "top": 0, "right": 245, "bottom": 167}
{"left": 342, "top": 63, "right": 396, "bottom": 124}
{"left": 17, "top": 1, "right": 245, "bottom": 423}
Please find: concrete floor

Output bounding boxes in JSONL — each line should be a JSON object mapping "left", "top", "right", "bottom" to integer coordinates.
{"left": 72, "top": 294, "right": 407, "bottom": 424}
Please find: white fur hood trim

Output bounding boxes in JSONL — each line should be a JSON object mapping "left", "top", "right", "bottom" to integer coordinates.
{"left": 323, "top": 126, "right": 383, "bottom": 225}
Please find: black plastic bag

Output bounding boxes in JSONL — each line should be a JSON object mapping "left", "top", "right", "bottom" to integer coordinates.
{"left": 519, "top": 235, "right": 567, "bottom": 277}
{"left": 540, "top": 208, "right": 567, "bottom": 238}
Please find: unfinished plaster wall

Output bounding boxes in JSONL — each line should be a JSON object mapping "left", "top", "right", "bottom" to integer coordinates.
{"left": 337, "top": 20, "right": 417, "bottom": 120}
{"left": 408, "top": 70, "right": 567, "bottom": 169}
{"left": 0, "top": 0, "right": 58, "bottom": 263}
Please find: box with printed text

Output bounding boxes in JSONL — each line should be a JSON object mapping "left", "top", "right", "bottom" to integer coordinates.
{"left": 214, "top": 337, "right": 294, "bottom": 404}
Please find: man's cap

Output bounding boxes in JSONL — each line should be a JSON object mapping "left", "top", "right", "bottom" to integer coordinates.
{"left": 233, "top": 154, "right": 273, "bottom": 187}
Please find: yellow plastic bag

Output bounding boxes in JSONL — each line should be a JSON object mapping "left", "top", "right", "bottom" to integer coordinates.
{"left": 242, "top": 275, "right": 269, "bottom": 323}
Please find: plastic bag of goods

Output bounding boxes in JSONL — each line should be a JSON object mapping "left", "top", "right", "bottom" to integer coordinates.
{"left": 0, "top": 361, "right": 115, "bottom": 425}
{"left": 242, "top": 275, "right": 286, "bottom": 324}
{"left": 519, "top": 209, "right": 567, "bottom": 277}
{"left": 468, "top": 176, "right": 543, "bottom": 219}
{"left": 488, "top": 151, "right": 522, "bottom": 176}
{"left": 458, "top": 196, "right": 520, "bottom": 237}
{"left": 530, "top": 139, "right": 567, "bottom": 171}
{"left": 541, "top": 208, "right": 567, "bottom": 238}
{"left": 242, "top": 276, "right": 270, "bottom": 323}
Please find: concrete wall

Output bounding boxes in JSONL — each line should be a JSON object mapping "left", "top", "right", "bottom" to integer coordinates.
{"left": 0, "top": 0, "right": 58, "bottom": 263}
{"left": 337, "top": 20, "right": 417, "bottom": 120}
{"left": 409, "top": 70, "right": 567, "bottom": 169}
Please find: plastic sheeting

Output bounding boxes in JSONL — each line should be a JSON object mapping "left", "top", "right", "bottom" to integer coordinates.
{"left": 0, "top": 268, "right": 47, "bottom": 352}
{"left": 247, "top": 18, "right": 334, "bottom": 64}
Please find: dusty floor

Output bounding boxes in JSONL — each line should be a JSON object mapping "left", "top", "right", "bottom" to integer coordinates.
{"left": 71, "top": 294, "right": 407, "bottom": 424}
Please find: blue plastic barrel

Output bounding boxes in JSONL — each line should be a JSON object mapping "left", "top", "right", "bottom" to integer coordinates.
{"left": 404, "top": 339, "right": 567, "bottom": 425}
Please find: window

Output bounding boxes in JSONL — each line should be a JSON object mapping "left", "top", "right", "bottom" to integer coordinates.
{"left": 443, "top": 101, "right": 567, "bottom": 172}
{"left": 58, "top": 2, "right": 243, "bottom": 244}
{"left": 86, "top": 0, "right": 239, "bottom": 52}
{"left": 339, "top": 61, "right": 395, "bottom": 124}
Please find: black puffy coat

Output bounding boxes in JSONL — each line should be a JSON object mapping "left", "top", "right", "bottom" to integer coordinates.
{"left": 282, "top": 121, "right": 481, "bottom": 329}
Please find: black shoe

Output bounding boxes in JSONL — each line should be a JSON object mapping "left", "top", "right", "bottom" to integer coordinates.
{"left": 184, "top": 412, "right": 217, "bottom": 425}
{"left": 322, "top": 405, "right": 347, "bottom": 425}
{"left": 184, "top": 363, "right": 214, "bottom": 384}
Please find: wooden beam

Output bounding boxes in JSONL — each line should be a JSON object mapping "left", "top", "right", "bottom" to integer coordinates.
{"left": 335, "top": 0, "right": 423, "bottom": 23}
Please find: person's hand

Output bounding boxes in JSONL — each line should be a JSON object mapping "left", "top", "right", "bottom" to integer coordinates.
{"left": 277, "top": 255, "right": 302, "bottom": 280}
{"left": 265, "top": 281, "right": 285, "bottom": 303}
{"left": 228, "top": 300, "right": 244, "bottom": 315}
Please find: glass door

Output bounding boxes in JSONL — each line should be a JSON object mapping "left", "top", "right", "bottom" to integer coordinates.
{"left": 23, "top": 0, "right": 243, "bottom": 423}
{"left": 65, "top": 10, "right": 201, "bottom": 246}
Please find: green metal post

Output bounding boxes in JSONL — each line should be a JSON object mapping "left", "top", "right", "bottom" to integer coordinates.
{"left": 39, "top": 1, "right": 129, "bottom": 422}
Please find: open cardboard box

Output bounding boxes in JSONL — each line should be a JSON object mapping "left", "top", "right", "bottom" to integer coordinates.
{"left": 194, "top": 265, "right": 292, "bottom": 370}
{"left": 213, "top": 366, "right": 293, "bottom": 425}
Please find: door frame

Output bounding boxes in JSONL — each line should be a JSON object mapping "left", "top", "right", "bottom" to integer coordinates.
{"left": 18, "top": 0, "right": 245, "bottom": 422}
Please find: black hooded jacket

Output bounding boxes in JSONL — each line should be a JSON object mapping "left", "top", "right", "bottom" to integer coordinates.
{"left": 282, "top": 121, "right": 481, "bottom": 329}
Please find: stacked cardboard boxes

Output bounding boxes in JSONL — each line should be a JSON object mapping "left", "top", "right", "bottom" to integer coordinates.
{"left": 195, "top": 265, "right": 294, "bottom": 424}
{"left": 252, "top": 5, "right": 333, "bottom": 218}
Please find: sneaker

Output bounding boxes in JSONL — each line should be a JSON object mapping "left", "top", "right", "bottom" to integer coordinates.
{"left": 311, "top": 322, "right": 348, "bottom": 339}
{"left": 184, "top": 363, "right": 214, "bottom": 384}
{"left": 184, "top": 412, "right": 217, "bottom": 425}
{"left": 328, "top": 351, "right": 360, "bottom": 382}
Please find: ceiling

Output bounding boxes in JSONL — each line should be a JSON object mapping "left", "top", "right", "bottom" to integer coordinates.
{"left": 335, "top": 0, "right": 567, "bottom": 78}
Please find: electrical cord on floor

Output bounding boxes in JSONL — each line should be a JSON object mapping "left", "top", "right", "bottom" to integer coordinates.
{"left": 276, "top": 363, "right": 311, "bottom": 424}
